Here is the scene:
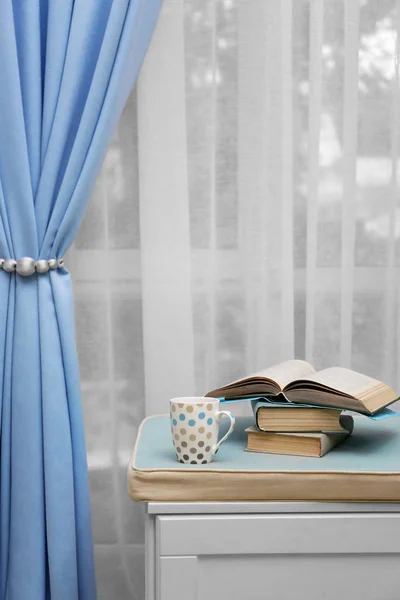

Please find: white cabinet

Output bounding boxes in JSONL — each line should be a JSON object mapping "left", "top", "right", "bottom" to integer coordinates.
{"left": 146, "top": 502, "right": 400, "bottom": 600}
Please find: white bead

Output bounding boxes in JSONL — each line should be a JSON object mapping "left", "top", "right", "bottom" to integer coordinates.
{"left": 16, "top": 257, "right": 36, "bottom": 277}
{"left": 3, "top": 259, "right": 16, "bottom": 272}
{"left": 1, "top": 257, "right": 65, "bottom": 275}
{"left": 35, "top": 260, "right": 49, "bottom": 274}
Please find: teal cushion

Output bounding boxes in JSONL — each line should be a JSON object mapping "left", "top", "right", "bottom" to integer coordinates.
{"left": 135, "top": 415, "right": 400, "bottom": 472}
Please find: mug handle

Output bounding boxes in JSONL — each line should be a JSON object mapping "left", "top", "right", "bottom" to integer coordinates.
{"left": 212, "top": 411, "right": 236, "bottom": 455}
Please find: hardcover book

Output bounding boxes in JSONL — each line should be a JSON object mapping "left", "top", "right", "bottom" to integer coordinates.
{"left": 245, "top": 425, "right": 352, "bottom": 458}
{"left": 206, "top": 359, "right": 398, "bottom": 415}
{"left": 253, "top": 403, "right": 354, "bottom": 433}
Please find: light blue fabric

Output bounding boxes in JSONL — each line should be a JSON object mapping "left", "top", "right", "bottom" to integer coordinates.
{"left": 0, "top": 1, "right": 162, "bottom": 599}
{"left": 135, "top": 416, "right": 400, "bottom": 472}
{"left": 220, "top": 397, "right": 400, "bottom": 419}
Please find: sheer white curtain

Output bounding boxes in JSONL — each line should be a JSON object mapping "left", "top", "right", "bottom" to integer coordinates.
{"left": 69, "top": 0, "right": 400, "bottom": 597}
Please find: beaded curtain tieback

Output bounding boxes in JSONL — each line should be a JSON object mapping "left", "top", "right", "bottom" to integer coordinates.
{"left": 0, "top": 257, "right": 64, "bottom": 277}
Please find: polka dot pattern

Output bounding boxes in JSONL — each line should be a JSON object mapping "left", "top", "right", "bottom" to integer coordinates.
{"left": 170, "top": 399, "right": 235, "bottom": 464}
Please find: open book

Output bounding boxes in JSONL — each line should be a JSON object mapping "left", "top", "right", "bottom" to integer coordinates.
{"left": 205, "top": 359, "right": 399, "bottom": 415}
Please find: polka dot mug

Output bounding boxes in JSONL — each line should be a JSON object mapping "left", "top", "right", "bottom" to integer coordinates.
{"left": 170, "top": 397, "right": 236, "bottom": 464}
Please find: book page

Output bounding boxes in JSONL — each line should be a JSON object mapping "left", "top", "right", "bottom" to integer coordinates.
{"left": 253, "top": 359, "right": 315, "bottom": 390}
{"left": 286, "top": 366, "right": 381, "bottom": 398}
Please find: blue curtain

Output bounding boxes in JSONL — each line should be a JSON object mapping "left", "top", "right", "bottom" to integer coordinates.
{"left": 0, "top": 1, "right": 162, "bottom": 598}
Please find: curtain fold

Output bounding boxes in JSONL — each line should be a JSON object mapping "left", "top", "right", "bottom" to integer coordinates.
{"left": 0, "top": 1, "right": 162, "bottom": 599}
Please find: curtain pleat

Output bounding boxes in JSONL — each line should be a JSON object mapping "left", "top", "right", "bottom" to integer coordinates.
{"left": 384, "top": 2, "right": 400, "bottom": 384}
{"left": 41, "top": 1, "right": 74, "bottom": 163}
{"left": 12, "top": 0, "right": 43, "bottom": 189}
{"left": 137, "top": 0, "right": 196, "bottom": 412}
{"left": 43, "top": 0, "right": 159, "bottom": 258}
{"left": 305, "top": 0, "right": 323, "bottom": 362}
{"left": 340, "top": 0, "right": 360, "bottom": 365}
{"left": 280, "top": 0, "right": 294, "bottom": 357}
{"left": 0, "top": 2, "right": 37, "bottom": 257}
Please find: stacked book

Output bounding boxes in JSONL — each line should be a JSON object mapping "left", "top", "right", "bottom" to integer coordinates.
{"left": 246, "top": 402, "right": 354, "bottom": 457}
{"left": 206, "top": 359, "right": 399, "bottom": 458}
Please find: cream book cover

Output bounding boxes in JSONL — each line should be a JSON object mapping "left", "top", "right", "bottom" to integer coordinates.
{"left": 245, "top": 425, "right": 351, "bottom": 458}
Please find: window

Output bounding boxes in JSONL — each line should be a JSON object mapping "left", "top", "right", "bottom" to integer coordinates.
{"left": 69, "top": 1, "right": 400, "bottom": 598}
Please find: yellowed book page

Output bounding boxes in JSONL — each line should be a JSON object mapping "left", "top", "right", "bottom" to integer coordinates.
{"left": 286, "top": 366, "right": 383, "bottom": 399}
{"left": 250, "top": 359, "right": 315, "bottom": 390}
{"left": 206, "top": 359, "right": 316, "bottom": 397}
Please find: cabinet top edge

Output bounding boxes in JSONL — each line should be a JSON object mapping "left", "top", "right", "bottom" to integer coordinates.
{"left": 147, "top": 501, "right": 400, "bottom": 515}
